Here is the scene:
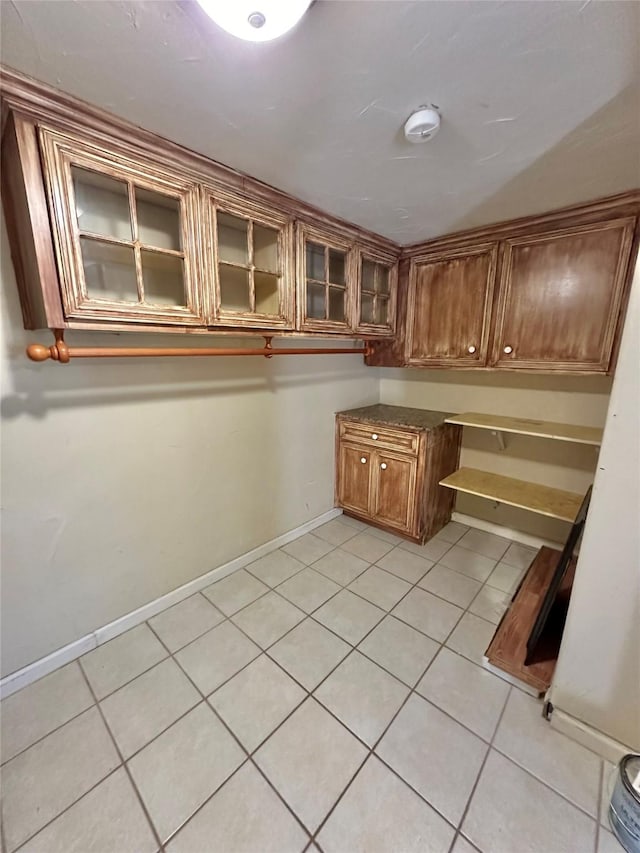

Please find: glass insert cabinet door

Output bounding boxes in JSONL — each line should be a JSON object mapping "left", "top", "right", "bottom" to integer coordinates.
{"left": 206, "top": 192, "right": 295, "bottom": 328}
{"left": 39, "top": 129, "right": 203, "bottom": 325}
{"left": 357, "top": 250, "right": 397, "bottom": 335}
{"left": 298, "top": 224, "right": 356, "bottom": 332}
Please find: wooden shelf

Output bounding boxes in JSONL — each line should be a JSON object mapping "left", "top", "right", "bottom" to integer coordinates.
{"left": 445, "top": 412, "right": 603, "bottom": 446}
{"left": 439, "top": 467, "right": 583, "bottom": 523}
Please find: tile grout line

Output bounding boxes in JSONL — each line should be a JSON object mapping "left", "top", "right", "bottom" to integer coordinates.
{"left": 310, "top": 592, "right": 470, "bottom": 848}
{"left": 10, "top": 764, "right": 126, "bottom": 853}
{"left": 144, "top": 619, "right": 316, "bottom": 848}
{"left": 6, "top": 551, "right": 558, "bottom": 853}
{"left": 145, "top": 540, "right": 445, "bottom": 846}
{"left": 0, "top": 664, "right": 99, "bottom": 768}
{"left": 363, "top": 550, "right": 604, "bottom": 822}
{"left": 595, "top": 759, "right": 604, "bottom": 853}
{"left": 446, "top": 685, "right": 513, "bottom": 853}
{"left": 0, "top": 530, "right": 512, "bottom": 819}
{"left": 75, "top": 664, "right": 167, "bottom": 853}
{"left": 488, "top": 744, "right": 603, "bottom": 823}
{"left": 305, "top": 537, "right": 494, "bottom": 845}
{"left": 268, "top": 543, "right": 600, "bottom": 830}
{"left": 95, "top": 532, "right": 508, "bottom": 795}
{"left": 0, "top": 524, "right": 555, "bottom": 851}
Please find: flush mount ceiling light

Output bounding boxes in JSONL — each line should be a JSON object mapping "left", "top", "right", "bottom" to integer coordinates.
{"left": 404, "top": 105, "right": 441, "bottom": 143}
{"left": 196, "top": 0, "right": 312, "bottom": 42}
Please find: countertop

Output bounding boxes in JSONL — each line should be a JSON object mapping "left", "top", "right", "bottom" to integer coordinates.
{"left": 336, "top": 404, "right": 452, "bottom": 431}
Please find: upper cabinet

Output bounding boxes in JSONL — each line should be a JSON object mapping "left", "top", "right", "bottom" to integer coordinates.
{"left": 297, "top": 224, "right": 356, "bottom": 333}
{"left": 491, "top": 219, "right": 635, "bottom": 372}
{"left": 40, "top": 128, "right": 204, "bottom": 326}
{"left": 1, "top": 71, "right": 635, "bottom": 362}
{"left": 1, "top": 71, "right": 399, "bottom": 339}
{"left": 367, "top": 197, "right": 638, "bottom": 375}
{"left": 205, "top": 190, "right": 295, "bottom": 329}
{"left": 356, "top": 249, "right": 397, "bottom": 337}
{"left": 406, "top": 244, "right": 497, "bottom": 367}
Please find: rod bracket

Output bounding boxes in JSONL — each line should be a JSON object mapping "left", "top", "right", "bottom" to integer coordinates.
{"left": 263, "top": 336, "right": 274, "bottom": 358}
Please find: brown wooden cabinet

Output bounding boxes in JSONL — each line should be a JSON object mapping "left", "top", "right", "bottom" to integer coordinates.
{"left": 205, "top": 188, "right": 295, "bottom": 329}
{"left": 367, "top": 194, "right": 638, "bottom": 375}
{"left": 335, "top": 406, "right": 462, "bottom": 543}
{"left": 297, "top": 223, "right": 356, "bottom": 334}
{"left": 355, "top": 248, "right": 397, "bottom": 337}
{"left": 40, "top": 127, "right": 205, "bottom": 327}
{"left": 491, "top": 219, "right": 635, "bottom": 371}
{"left": 1, "top": 69, "right": 399, "bottom": 340}
{"left": 406, "top": 244, "right": 497, "bottom": 367}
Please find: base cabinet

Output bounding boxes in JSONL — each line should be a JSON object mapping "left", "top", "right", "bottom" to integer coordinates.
{"left": 335, "top": 410, "right": 462, "bottom": 543}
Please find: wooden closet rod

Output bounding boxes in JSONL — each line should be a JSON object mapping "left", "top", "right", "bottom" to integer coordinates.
{"left": 26, "top": 332, "right": 372, "bottom": 364}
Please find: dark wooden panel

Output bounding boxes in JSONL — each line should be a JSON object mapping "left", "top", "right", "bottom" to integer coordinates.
{"left": 337, "top": 443, "right": 372, "bottom": 517}
{"left": 492, "top": 219, "right": 635, "bottom": 371}
{"left": 486, "top": 546, "right": 576, "bottom": 692}
{"left": 1, "top": 112, "right": 64, "bottom": 329}
{"left": 421, "top": 424, "right": 462, "bottom": 541}
{"left": 372, "top": 451, "right": 416, "bottom": 532}
{"left": 406, "top": 245, "right": 497, "bottom": 366}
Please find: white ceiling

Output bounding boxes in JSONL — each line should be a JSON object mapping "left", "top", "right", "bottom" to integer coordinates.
{"left": 2, "top": 0, "right": 639, "bottom": 243}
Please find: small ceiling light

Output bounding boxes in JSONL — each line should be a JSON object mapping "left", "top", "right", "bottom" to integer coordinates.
{"left": 404, "top": 105, "right": 441, "bottom": 143}
{"left": 196, "top": 1, "right": 312, "bottom": 42}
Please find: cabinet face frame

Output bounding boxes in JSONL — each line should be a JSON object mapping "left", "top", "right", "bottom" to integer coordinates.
{"left": 203, "top": 187, "right": 295, "bottom": 329}
{"left": 405, "top": 243, "right": 498, "bottom": 367}
{"left": 355, "top": 247, "right": 398, "bottom": 337}
{"left": 296, "top": 223, "right": 357, "bottom": 333}
{"left": 39, "top": 127, "right": 205, "bottom": 326}
{"left": 490, "top": 218, "right": 635, "bottom": 372}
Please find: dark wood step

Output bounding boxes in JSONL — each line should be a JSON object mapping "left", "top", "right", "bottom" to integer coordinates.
{"left": 485, "top": 546, "right": 576, "bottom": 693}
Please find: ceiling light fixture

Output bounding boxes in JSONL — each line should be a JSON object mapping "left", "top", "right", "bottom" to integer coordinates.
{"left": 196, "top": 0, "right": 312, "bottom": 42}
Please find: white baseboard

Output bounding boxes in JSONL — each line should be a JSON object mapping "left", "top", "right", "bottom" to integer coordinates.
{"left": 452, "top": 512, "right": 561, "bottom": 551}
{"left": 0, "top": 508, "right": 342, "bottom": 699}
{"left": 549, "top": 708, "right": 633, "bottom": 763}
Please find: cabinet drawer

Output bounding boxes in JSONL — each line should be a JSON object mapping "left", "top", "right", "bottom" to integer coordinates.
{"left": 338, "top": 420, "right": 419, "bottom": 454}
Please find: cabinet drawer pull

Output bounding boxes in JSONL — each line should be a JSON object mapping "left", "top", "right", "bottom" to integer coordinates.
{"left": 360, "top": 457, "right": 367, "bottom": 464}
{"left": 371, "top": 433, "right": 378, "bottom": 440}
{"left": 468, "top": 345, "right": 476, "bottom": 354}
{"left": 503, "top": 345, "right": 513, "bottom": 354}
{"left": 380, "top": 462, "right": 387, "bottom": 470}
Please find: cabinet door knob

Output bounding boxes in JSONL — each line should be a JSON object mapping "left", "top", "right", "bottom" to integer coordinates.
{"left": 371, "top": 433, "right": 378, "bottom": 440}
{"left": 468, "top": 345, "right": 476, "bottom": 354}
{"left": 503, "top": 345, "right": 513, "bottom": 354}
{"left": 360, "top": 457, "right": 367, "bottom": 464}
{"left": 380, "top": 462, "right": 387, "bottom": 470}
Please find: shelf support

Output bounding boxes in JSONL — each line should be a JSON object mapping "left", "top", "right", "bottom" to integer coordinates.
{"left": 491, "top": 429, "right": 507, "bottom": 451}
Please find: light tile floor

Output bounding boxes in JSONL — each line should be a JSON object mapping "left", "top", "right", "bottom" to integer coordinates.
{"left": 0, "top": 517, "right": 624, "bottom": 853}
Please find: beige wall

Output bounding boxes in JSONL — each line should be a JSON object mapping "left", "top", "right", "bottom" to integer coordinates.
{"left": 0, "top": 217, "right": 378, "bottom": 677}
{"left": 550, "top": 262, "right": 640, "bottom": 751}
{"left": 380, "top": 369, "right": 612, "bottom": 542}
